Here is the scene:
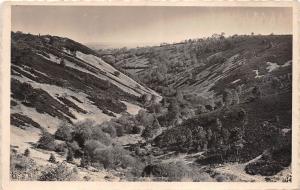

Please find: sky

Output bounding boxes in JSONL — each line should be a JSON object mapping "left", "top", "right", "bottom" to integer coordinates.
{"left": 12, "top": 6, "right": 292, "bottom": 48}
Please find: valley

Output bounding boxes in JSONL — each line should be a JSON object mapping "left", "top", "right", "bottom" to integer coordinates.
{"left": 10, "top": 32, "right": 292, "bottom": 182}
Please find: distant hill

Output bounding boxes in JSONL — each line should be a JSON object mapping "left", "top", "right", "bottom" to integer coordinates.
{"left": 86, "top": 42, "right": 160, "bottom": 50}
{"left": 98, "top": 34, "right": 292, "bottom": 106}
{"left": 98, "top": 34, "right": 292, "bottom": 164}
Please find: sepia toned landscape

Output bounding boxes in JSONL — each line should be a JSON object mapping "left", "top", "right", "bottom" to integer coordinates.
{"left": 9, "top": 6, "right": 292, "bottom": 182}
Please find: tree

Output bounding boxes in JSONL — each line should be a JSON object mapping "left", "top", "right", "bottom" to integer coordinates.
{"left": 252, "top": 86, "right": 262, "bottom": 99}
{"left": 148, "top": 103, "right": 162, "bottom": 114}
{"left": 168, "top": 99, "right": 180, "bottom": 117}
{"left": 38, "top": 132, "right": 56, "bottom": 151}
{"left": 233, "top": 90, "right": 240, "bottom": 104}
{"left": 20, "top": 83, "right": 33, "bottom": 103}
{"left": 66, "top": 148, "right": 74, "bottom": 163}
{"left": 221, "top": 128, "right": 230, "bottom": 144}
{"left": 54, "top": 122, "right": 73, "bottom": 141}
{"left": 59, "top": 58, "right": 66, "bottom": 67}
{"left": 216, "top": 118, "right": 223, "bottom": 131}
{"left": 80, "top": 151, "right": 91, "bottom": 168}
{"left": 49, "top": 153, "right": 56, "bottom": 163}
{"left": 222, "top": 89, "right": 233, "bottom": 106}
{"left": 24, "top": 148, "right": 30, "bottom": 157}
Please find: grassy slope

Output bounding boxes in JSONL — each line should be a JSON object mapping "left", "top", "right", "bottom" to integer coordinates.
{"left": 10, "top": 32, "right": 160, "bottom": 180}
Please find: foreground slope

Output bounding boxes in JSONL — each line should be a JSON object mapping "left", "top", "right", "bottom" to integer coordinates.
{"left": 10, "top": 32, "right": 159, "bottom": 167}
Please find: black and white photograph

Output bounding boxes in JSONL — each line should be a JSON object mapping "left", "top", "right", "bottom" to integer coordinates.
{"left": 1, "top": 2, "right": 299, "bottom": 187}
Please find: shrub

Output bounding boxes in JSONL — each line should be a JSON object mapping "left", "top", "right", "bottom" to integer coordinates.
{"left": 37, "top": 132, "right": 56, "bottom": 151}
{"left": 10, "top": 152, "right": 40, "bottom": 180}
{"left": 114, "top": 114, "right": 139, "bottom": 136}
{"left": 66, "top": 149, "right": 75, "bottom": 163}
{"left": 48, "top": 153, "right": 56, "bottom": 163}
{"left": 67, "top": 141, "right": 81, "bottom": 157}
{"left": 142, "top": 161, "right": 212, "bottom": 181}
{"left": 113, "top": 71, "right": 121, "bottom": 77}
{"left": 84, "top": 140, "right": 107, "bottom": 160}
{"left": 54, "top": 122, "right": 73, "bottom": 141}
{"left": 55, "top": 142, "right": 67, "bottom": 154}
{"left": 244, "top": 145, "right": 291, "bottom": 176}
{"left": 141, "top": 119, "right": 161, "bottom": 140}
{"left": 73, "top": 120, "right": 112, "bottom": 147}
{"left": 214, "top": 173, "right": 237, "bottom": 182}
{"left": 115, "top": 125, "right": 125, "bottom": 137}
{"left": 80, "top": 152, "right": 91, "bottom": 168}
{"left": 245, "top": 160, "right": 283, "bottom": 176}
{"left": 207, "top": 53, "right": 226, "bottom": 65}
{"left": 39, "top": 162, "right": 79, "bottom": 181}
{"left": 90, "top": 126, "right": 112, "bottom": 146}
{"left": 101, "top": 122, "right": 117, "bottom": 138}
{"left": 132, "top": 125, "right": 143, "bottom": 134}
{"left": 73, "top": 123, "right": 93, "bottom": 147}
{"left": 24, "top": 149, "right": 30, "bottom": 157}
{"left": 93, "top": 148, "right": 112, "bottom": 169}
{"left": 93, "top": 145, "right": 139, "bottom": 169}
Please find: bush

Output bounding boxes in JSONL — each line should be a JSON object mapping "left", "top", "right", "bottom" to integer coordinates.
{"left": 67, "top": 141, "right": 81, "bottom": 157}
{"left": 141, "top": 118, "right": 161, "bottom": 140}
{"left": 132, "top": 125, "right": 143, "bottom": 134}
{"left": 37, "top": 132, "right": 56, "bottom": 151}
{"left": 55, "top": 142, "right": 67, "bottom": 154}
{"left": 115, "top": 125, "right": 125, "bottom": 137}
{"left": 93, "top": 148, "right": 112, "bottom": 169}
{"left": 39, "top": 162, "right": 79, "bottom": 181}
{"left": 244, "top": 145, "right": 291, "bottom": 176}
{"left": 48, "top": 153, "right": 56, "bottom": 163}
{"left": 214, "top": 173, "right": 237, "bottom": 182}
{"left": 24, "top": 149, "right": 30, "bottom": 157}
{"left": 54, "top": 122, "right": 73, "bottom": 141}
{"left": 115, "top": 114, "right": 139, "bottom": 136}
{"left": 142, "top": 161, "right": 213, "bottom": 181}
{"left": 90, "top": 126, "right": 112, "bottom": 146}
{"left": 66, "top": 149, "right": 75, "bottom": 163}
{"left": 10, "top": 152, "right": 40, "bottom": 180}
{"left": 84, "top": 140, "right": 107, "bottom": 160}
{"left": 73, "top": 120, "right": 112, "bottom": 147}
{"left": 101, "top": 122, "right": 117, "bottom": 138}
{"left": 207, "top": 53, "right": 226, "bottom": 65}
{"left": 93, "top": 145, "right": 139, "bottom": 169}
{"left": 245, "top": 160, "right": 283, "bottom": 176}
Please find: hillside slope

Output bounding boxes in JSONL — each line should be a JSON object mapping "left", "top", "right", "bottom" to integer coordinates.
{"left": 97, "top": 34, "right": 292, "bottom": 181}
{"left": 99, "top": 34, "right": 292, "bottom": 104}
{"left": 10, "top": 32, "right": 160, "bottom": 166}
